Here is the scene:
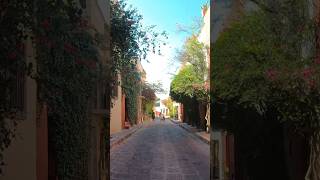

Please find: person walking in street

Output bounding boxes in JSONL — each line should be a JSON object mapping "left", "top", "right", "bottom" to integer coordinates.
{"left": 152, "top": 111, "right": 155, "bottom": 120}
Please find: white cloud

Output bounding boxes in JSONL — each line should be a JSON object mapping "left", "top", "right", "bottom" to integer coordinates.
{"left": 141, "top": 43, "right": 181, "bottom": 99}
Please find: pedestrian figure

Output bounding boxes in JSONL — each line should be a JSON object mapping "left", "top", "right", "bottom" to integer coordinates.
{"left": 162, "top": 115, "right": 165, "bottom": 121}
{"left": 152, "top": 112, "right": 155, "bottom": 120}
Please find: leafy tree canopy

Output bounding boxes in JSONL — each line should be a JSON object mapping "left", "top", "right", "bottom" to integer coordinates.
{"left": 170, "top": 65, "right": 205, "bottom": 102}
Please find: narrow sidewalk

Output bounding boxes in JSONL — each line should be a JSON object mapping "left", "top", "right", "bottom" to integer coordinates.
{"left": 110, "top": 119, "right": 153, "bottom": 148}
{"left": 170, "top": 119, "right": 210, "bottom": 144}
{"left": 110, "top": 124, "right": 142, "bottom": 149}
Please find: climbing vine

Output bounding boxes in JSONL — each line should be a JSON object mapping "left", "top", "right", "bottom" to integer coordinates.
{"left": 121, "top": 65, "right": 141, "bottom": 123}
{"left": 212, "top": 1, "right": 320, "bottom": 178}
{"left": 111, "top": 0, "right": 167, "bottom": 124}
{"left": 0, "top": 0, "right": 103, "bottom": 177}
{"left": 0, "top": 0, "right": 33, "bottom": 173}
{"left": 34, "top": 1, "right": 101, "bottom": 179}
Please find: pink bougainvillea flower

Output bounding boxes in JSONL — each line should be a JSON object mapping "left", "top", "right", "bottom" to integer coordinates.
{"left": 41, "top": 19, "right": 50, "bottom": 30}
{"left": 297, "top": 25, "right": 304, "bottom": 33}
{"left": 88, "top": 61, "right": 97, "bottom": 69}
{"left": 36, "top": 36, "right": 49, "bottom": 45}
{"left": 314, "top": 56, "right": 320, "bottom": 65}
{"left": 79, "top": 19, "right": 89, "bottom": 28}
{"left": 64, "top": 43, "right": 77, "bottom": 54}
{"left": 302, "top": 67, "right": 314, "bottom": 79}
{"left": 265, "top": 68, "right": 277, "bottom": 81}
{"left": 46, "top": 41, "right": 54, "bottom": 49}
{"left": 307, "top": 79, "right": 316, "bottom": 89}
{"left": 204, "top": 82, "right": 209, "bottom": 90}
{"left": 16, "top": 43, "right": 25, "bottom": 52}
{"left": 7, "top": 52, "right": 17, "bottom": 60}
{"left": 75, "top": 58, "right": 84, "bottom": 65}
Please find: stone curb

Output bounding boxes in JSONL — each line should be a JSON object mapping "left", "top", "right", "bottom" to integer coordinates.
{"left": 170, "top": 119, "right": 210, "bottom": 145}
{"left": 110, "top": 124, "right": 143, "bottom": 149}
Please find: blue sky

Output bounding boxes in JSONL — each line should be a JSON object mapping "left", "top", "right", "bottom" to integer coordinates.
{"left": 126, "top": 0, "right": 208, "bottom": 98}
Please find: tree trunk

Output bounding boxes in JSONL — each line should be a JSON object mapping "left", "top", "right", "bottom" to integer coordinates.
{"left": 305, "top": 131, "right": 320, "bottom": 180}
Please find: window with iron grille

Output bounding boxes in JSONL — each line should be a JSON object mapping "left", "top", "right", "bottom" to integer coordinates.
{"left": 6, "top": 53, "right": 26, "bottom": 112}
{"left": 99, "top": 84, "right": 107, "bottom": 110}
{"left": 79, "top": 0, "right": 86, "bottom": 9}
{"left": 92, "top": 83, "right": 98, "bottom": 109}
{"left": 111, "top": 75, "right": 118, "bottom": 99}
{"left": 213, "top": 140, "right": 220, "bottom": 179}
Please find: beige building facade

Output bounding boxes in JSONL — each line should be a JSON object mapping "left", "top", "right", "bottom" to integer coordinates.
{"left": 1, "top": 0, "right": 111, "bottom": 180}
{"left": 198, "top": 4, "right": 210, "bottom": 132}
{"left": 110, "top": 74, "right": 124, "bottom": 134}
{"left": 1, "top": 36, "right": 38, "bottom": 180}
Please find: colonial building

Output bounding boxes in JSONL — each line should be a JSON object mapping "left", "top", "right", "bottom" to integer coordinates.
{"left": 1, "top": 0, "right": 111, "bottom": 179}
{"left": 198, "top": 3, "right": 211, "bottom": 132}
{"left": 110, "top": 71, "right": 126, "bottom": 134}
{"left": 211, "top": 0, "right": 313, "bottom": 179}
{"left": 110, "top": 58, "right": 146, "bottom": 134}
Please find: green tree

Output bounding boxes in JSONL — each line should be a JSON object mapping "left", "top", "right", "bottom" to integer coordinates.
{"left": 141, "top": 82, "right": 157, "bottom": 116}
{"left": 111, "top": 0, "right": 167, "bottom": 124}
{"left": 212, "top": 4, "right": 320, "bottom": 178}
{"left": 171, "top": 65, "right": 205, "bottom": 100}
{"left": 170, "top": 65, "right": 206, "bottom": 128}
{"left": 178, "top": 35, "right": 207, "bottom": 80}
{"left": 162, "top": 97, "right": 176, "bottom": 118}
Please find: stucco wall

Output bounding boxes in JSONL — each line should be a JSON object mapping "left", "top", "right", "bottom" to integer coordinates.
{"left": 110, "top": 78, "right": 123, "bottom": 134}
{"left": 1, "top": 39, "right": 37, "bottom": 180}
{"left": 198, "top": 7, "right": 210, "bottom": 46}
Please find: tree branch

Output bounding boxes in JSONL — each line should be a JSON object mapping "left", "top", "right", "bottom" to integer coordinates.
{"left": 250, "top": 0, "right": 278, "bottom": 14}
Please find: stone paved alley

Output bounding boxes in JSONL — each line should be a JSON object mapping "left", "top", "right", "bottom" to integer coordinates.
{"left": 110, "top": 119, "right": 210, "bottom": 180}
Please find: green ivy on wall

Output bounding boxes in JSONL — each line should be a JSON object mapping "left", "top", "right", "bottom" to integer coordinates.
{"left": 211, "top": 2, "right": 320, "bottom": 178}
{"left": 34, "top": 1, "right": 101, "bottom": 179}
{"left": 110, "top": 0, "right": 167, "bottom": 124}
{"left": 0, "top": 0, "right": 34, "bottom": 173}
{"left": 121, "top": 66, "right": 141, "bottom": 124}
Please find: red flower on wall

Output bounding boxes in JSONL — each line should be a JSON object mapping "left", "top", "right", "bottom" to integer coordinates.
{"left": 7, "top": 52, "right": 17, "bottom": 60}
{"left": 302, "top": 67, "right": 314, "bottom": 79}
{"left": 309, "top": 79, "right": 316, "bottom": 88}
{"left": 204, "top": 82, "right": 209, "bottom": 91}
{"left": 36, "top": 37, "right": 48, "bottom": 44}
{"left": 265, "top": 68, "right": 277, "bottom": 81}
{"left": 36, "top": 37, "right": 55, "bottom": 49}
{"left": 41, "top": 19, "right": 50, "bottom": 30}
{"left": 314, "top": 56, "right": 320, "bottom": 65}
{"left": 75, "top": 59, "right": 96, "bottom": 69}
{"left": 64, "top": 43, "right": 77, "bottom": 54}
{"left": 75, "top": 58, "right": 83, "bottom": 65}
{"left": 79, "top": 19, "right": 89, "bottom": 28}
{"left": 87, "top": 61, "right": 97, "bottom": 69}
{"left": 46, "top": 41, "right": 55, "bottom": 49}
{"left": 16, "top": 43, "right": 25, "bottom": 52}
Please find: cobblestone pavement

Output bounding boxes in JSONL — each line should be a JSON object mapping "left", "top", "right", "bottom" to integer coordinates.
{"left": 110, "top": 119, "right": 210, "bottom": 180}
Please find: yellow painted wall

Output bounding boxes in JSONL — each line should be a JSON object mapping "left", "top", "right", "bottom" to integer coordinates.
{"left": 110, "top": 77, "right": 123, "bottom": 134}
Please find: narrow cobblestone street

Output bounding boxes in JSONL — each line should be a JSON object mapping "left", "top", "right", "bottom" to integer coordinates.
{"left": 110, "top": 119, "right": 210, "bottom": 180}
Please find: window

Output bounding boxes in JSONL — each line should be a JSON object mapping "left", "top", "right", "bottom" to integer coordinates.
{"left": 213, "top": 140, "right": 220, "bottom": 179}
{"left": 9, "top": 70, "right": 25, "bottom": 112}
{"left": 5, "top": 44, "right": 26, "bottom": 112}
{"left": 79, "top": 0, "right": 86, "bottom": 9}
{"left": 92, "top": 82, "right": 107, "bottom": 110}
{"left": 99, "top": 84, "right": 107, "bottom": 109}
{"left": 111, "top": 75, "right": 119, "bottom": 99}
{"left": 155, "top": 102, "right": 160, "bottom": 107}
{"left": 92, "top": 83, "right": 98, "bottom": 109}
